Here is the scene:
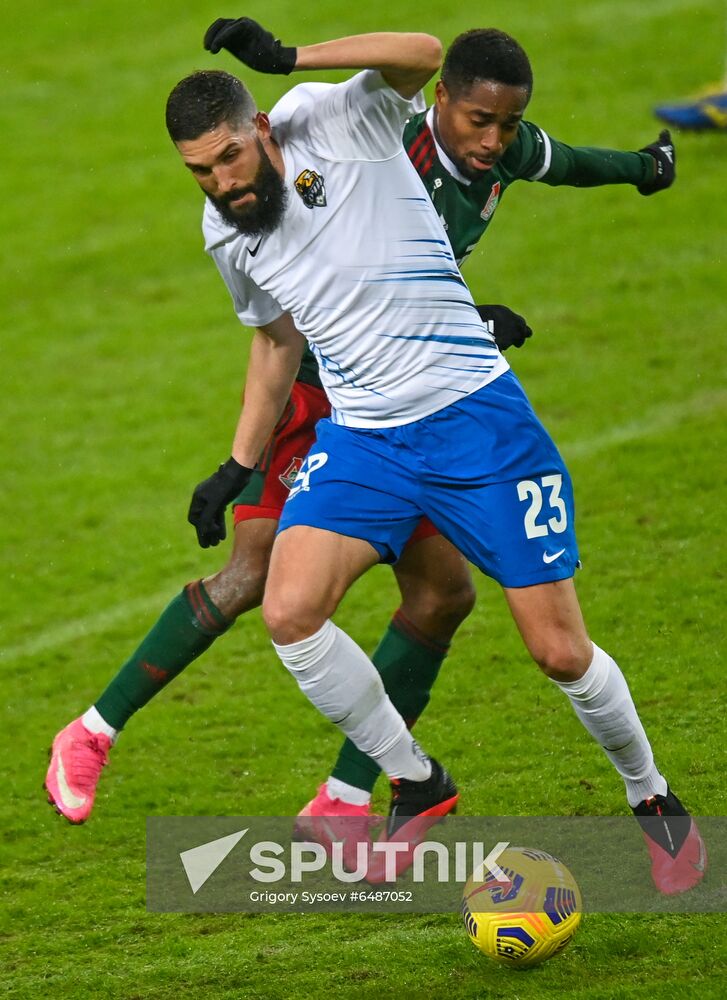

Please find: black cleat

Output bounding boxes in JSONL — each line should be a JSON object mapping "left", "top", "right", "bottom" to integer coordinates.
{"left": 387, "top": 758, "right": 459, "bottom": 837}
{"left": 366, "top": 758, "right": 459, "bottom": 884}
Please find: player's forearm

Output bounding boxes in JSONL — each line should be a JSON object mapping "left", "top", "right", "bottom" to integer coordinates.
{"left": 204, "top": 19, "right": 441, "bottom": 96}
{"left": 295, "top": 33, "right": 441, "bottom": 73}
{"left": 295, "top": 33, "right": 442, "bottom": 97}
{"left": 231, "top": 323, "right": 304, "bottom": 467}
{"left": 541, "top": 140, "right": 652, "bottom": 188}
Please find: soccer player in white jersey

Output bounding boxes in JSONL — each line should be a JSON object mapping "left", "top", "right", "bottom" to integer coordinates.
{"left": 163, "top": 19, "right": 705, "bottom": 893}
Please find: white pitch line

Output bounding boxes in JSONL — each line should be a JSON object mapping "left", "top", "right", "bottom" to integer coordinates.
{"left": 560, "top": 388, "right": 725, "bottom": 461}
{"left": 0, "top": 586, "right": 184, "bottom": 665}
{"left": 1, "top": 389, "right": 724, "bottom": 665}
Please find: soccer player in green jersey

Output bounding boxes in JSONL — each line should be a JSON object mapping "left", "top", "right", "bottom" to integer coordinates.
{"left": 47, "top": 29, "right": 690, "bottom": 897}
{"left": 405, "top": 28, "right": 674, "bottom": 268}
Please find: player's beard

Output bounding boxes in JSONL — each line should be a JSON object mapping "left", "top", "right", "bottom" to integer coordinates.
{"left": 211, "top": 139, "right": 288, "bottom": 236}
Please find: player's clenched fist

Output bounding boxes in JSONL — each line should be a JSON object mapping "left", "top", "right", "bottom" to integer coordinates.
{"left": 188, "top": 457, "right": 254, "bottom": 548}
{"left": 476, "top": 304, "right": 533, "bottom": 351}
{"left": 204, "top": 17, "right": 297, "bottom": 74}
{"left": 637, "top": 129, "right": 676, "bottom": 196}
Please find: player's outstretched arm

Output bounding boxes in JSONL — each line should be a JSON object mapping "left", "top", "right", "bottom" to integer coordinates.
{"left": 204, "top": 17, "right": 441, "bottom": 98}
{"left": 187, "top": 313, "right": 305, "bottom": 549}
{"left": 532, "top": 127, "right": 675, "bottom": 195}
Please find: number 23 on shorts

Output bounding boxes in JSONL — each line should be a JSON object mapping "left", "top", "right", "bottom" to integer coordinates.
{"left": 517, "top": 474, "right": 568, "bottom": 539}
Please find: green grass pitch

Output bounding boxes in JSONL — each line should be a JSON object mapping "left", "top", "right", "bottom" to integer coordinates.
{"left": 2, "top": 1, "right": 726, "bottom": 997}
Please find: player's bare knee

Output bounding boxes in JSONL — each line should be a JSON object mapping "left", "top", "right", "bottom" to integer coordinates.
{"left": 262, "top": 590, "right": 327, "bottom": 646}
{"left": 446, "top": 576, "right": 477, "bottom": 624}
{"left": 204, "top": 555, "right": 268, "bottom": 620}
{"left": 530, "top": 635, "right": 592, "bottom": 681}
{"left": 401, "top": 576, "right": 476, "bottom": 638}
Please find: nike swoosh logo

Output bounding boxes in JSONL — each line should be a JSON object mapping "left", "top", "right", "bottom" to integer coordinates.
{"left": 318, "top": 817, "right": 343, "bottom": 845}
{"left": 543, "top": 548, "right": 566, "bottom": 564}
{"left": 691, "top": 834, "right": 707, "bottom": 873}
{"left": 56, "top": 756, "right": 87, "bottom": 810}
{"left": 248, "top": 238, "right": 263, "bottom": 257}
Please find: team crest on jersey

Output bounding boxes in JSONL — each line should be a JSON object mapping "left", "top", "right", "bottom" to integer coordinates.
{"left": 279, "top": 457, "right": 304, "bottom": 491}
{"left": 480, "top": 181, "right": 501, "bottom": 221}
{"left": 295, "top": 169, "right": 327, "bottom": 209}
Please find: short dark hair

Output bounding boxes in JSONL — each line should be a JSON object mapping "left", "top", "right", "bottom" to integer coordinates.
{"left": 165, "top": 70, "right": 257, "bottom": 142}
{"left": 442, "top": 29, "right": 533, "bottom": 99}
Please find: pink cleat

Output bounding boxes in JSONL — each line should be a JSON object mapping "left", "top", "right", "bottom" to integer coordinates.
{"left": 45, "top": 718, "right": 111, "bottom": 824}
{"left": 294, "top": 783, "right": 382, "bottom": 872}
{"left": 632, "top": 787, "right": 707, "bottom": 895}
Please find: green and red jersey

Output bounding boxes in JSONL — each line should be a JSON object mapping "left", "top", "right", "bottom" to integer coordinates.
{"left": 296, "top": 107, "right": 655, "bottom": 385}
{"left": 403, "top": 107, "right": 655, "bottom": 265}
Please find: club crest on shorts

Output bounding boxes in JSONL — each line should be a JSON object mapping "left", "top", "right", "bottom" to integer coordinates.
{"left": 288, "top": 452, "right": 328, "bottom": 500}
{"left": 480, "top": 181, "right": 500, "bottom": 221}
{"left": 295, "top": 169, "right": 327, "bottom": 208}
{"left": 279, "top": 457, "right": 304, "bottom": 491}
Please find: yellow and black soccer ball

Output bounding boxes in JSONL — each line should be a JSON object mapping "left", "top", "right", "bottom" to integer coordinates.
{"left": 462, "top": 847, "right": 582, "bottom": 969}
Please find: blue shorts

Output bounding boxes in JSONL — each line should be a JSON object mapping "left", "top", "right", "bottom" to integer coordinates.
{"left": 277, "top": 370, "right": 579, "bottom": 588}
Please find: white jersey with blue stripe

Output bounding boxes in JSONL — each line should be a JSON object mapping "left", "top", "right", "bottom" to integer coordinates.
{"left": 204, "top": 70, "right": 508, "bottom": 429}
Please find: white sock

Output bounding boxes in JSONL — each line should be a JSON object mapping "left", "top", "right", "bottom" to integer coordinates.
{"left": 82, "top": 706, "right": 119, "bottom": 743}
{"left": 273, "top": 620, "right": 431, "bottom": 782}
{"left": 326, "top": 777, "right": 372, "bottom": 807}
{"left": 552, "top": 643, "right": 667, "bottom": 807}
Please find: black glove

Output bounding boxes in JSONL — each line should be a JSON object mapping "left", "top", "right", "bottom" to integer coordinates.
{"left": 203, "top": 17, "right": 297, "bottom": 74}
{"left": 476, "top": 304, "right": 533, "bottom": 351}
{"left": 637, "top": 129, "right": 676, "bottom": 196}
{"left": 188, "top": 457, "right": 254, "bottom": 548}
